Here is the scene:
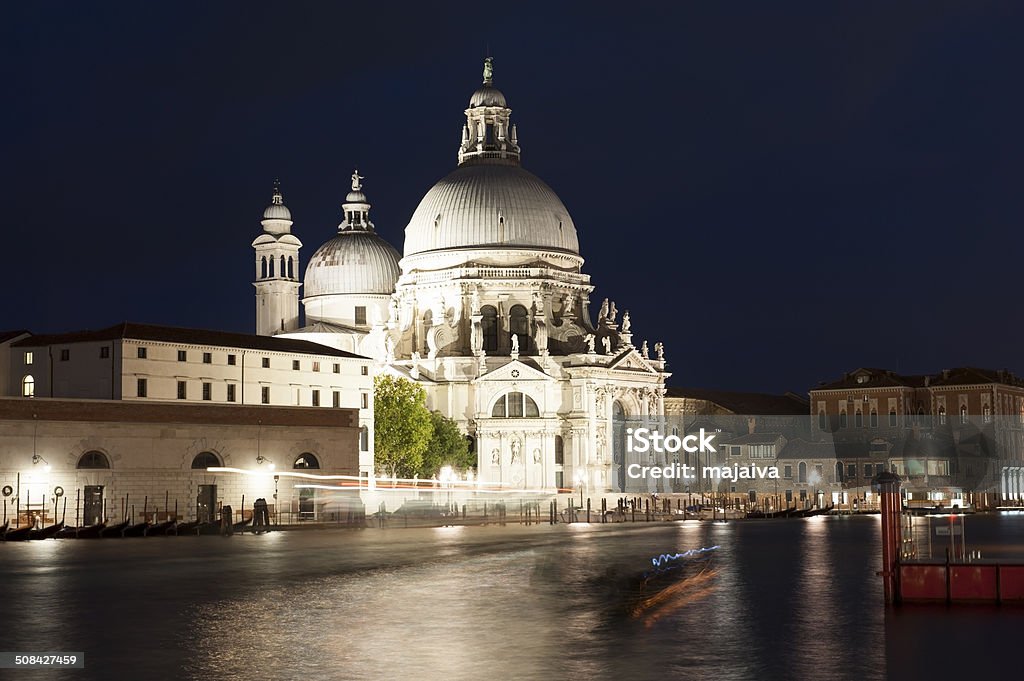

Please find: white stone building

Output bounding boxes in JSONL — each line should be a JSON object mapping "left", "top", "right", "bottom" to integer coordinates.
{"left": 7, "top": 322, "right": 375, "bottom": 476}
{"left": 269, "top": 58, "right": 671, "bottom": 492}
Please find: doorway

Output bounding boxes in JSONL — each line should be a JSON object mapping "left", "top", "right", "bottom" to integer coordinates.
{"left": 83, "top": 485, "right": 104, "bottom": 525}
{"left": 197, "top": 485, "right": 217, "bottom": 523}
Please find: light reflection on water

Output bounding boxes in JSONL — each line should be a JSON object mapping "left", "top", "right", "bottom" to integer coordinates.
{"left": 1, "top": 516, "right": 1023, "bottom": 680}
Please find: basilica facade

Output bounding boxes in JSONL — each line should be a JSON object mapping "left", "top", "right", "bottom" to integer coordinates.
{"left": 260, "top": 59, "right": 670, "bottom": 493}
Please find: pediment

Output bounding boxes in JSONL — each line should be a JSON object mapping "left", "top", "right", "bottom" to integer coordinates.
{"left": 607, "top": 348, "right": 659, "bottom": 374}
{"left": 476, "top": 359, "right": 553, "bottom": 383}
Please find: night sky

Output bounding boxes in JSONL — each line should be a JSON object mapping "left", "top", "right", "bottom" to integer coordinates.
{"left": 4, "top": 2, "right": 1023, "bottom": 394}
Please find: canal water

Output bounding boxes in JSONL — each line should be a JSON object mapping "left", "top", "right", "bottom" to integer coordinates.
{"left": 2, "top": 514, "right": 1022, "bottom": 680}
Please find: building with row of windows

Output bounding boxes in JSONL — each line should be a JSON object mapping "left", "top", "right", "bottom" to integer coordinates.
{"left": 809, "top": 367, "right": 1024, "bottom": 501}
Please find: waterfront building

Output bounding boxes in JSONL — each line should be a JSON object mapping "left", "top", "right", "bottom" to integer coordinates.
{"left": 810, "top": 367, "right": 1024, "bottom": 501}
{"left": 0, "top": 398, "right": 362, "bottom": 526}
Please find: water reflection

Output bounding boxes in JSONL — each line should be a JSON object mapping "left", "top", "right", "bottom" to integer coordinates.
{"left": 0, "top": 516, "right": 1021, "bottom": 680}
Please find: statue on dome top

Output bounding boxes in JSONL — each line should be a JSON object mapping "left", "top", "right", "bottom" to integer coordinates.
{"left": 483, "top": 56, "right": 494, "bottom": 85}
{"left": 351, "top": 169, "right": 363, "bottom": 192}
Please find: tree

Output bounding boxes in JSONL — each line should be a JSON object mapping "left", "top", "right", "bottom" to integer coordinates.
{"left": 373, "top": 375, "right": 432, "bottom": 478}
{"left": 420, "top": 411, "right": 475, "bottom": 478}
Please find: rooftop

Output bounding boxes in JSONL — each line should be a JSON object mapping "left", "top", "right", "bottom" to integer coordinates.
{"left": 12, "top": 322, "right": 368, "bottom": 358}
{"left": 665, "top": 387, "right": 809, "bottom": 415}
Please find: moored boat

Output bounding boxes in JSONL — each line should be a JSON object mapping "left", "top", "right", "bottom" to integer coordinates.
{"left": 99, "top": 520, "right": 131, "bottom": 538}
{"left": 76, "top": 522, "right": 107, "bottom": 538}
{"left": 30, "top": 521, "right": 64, "bottom": 540}
{"left": 145, "top": 520, "right": 176, "bottom": 536}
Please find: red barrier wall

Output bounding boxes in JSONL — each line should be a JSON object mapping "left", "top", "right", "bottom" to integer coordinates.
{"left": 949, "top": 565, "right": 998, "bottom": 601}
{"left": 999, "top": 566, "right": 1024, "bottom": 601}
{"left": 899, "top": 565, "right": 947, "bottom": 602}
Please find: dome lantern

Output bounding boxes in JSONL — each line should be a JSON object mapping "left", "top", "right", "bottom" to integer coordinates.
{"left": 459, "top": 57, "right": 520, "bottom": 166}
{"left": 338, "top": 169, "right": 374, "bottom": 233}
{"left": 261, "top": 179, "right": 293, "bottom": 233}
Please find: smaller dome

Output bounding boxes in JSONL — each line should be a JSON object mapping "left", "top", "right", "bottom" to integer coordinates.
{"left": 263, "top": 202, "right": 292, "bottom": 221}
{"left": 304, "top": 231, "right": 401, "bottom": 297}
{"left": 469, "top": 85, "right": 507, "bottom": 108}
{"left": 345, "top": 190, "right": 368, "bottom": 204}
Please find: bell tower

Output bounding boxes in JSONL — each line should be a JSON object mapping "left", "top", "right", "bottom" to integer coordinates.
{"left": 253, "top": 180, "right": 302, "bottom": 335}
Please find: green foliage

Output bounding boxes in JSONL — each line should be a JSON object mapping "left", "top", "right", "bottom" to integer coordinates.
{"left": 420, "top": 411, "right": 475, "bottom": 478}
{"left": 373, "top": 375, "right": 432, "bottom": 478}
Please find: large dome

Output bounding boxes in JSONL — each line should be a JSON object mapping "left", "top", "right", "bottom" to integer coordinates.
{"left": 304, "top": 231, "right": 401, "bottom": 297}
{"left": 403, "top": 163, "right": 579, "bottom": 257}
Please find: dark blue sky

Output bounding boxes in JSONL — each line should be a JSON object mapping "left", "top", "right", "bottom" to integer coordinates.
{"left": 4, "top": 1, "right": 1022, "bottom": 393}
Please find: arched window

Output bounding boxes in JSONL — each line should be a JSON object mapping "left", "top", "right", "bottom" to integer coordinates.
{"left": 269, "top": 255, "right": 275, "bottom": 277}
{"left": 21, "top": 375, "right": 34, "bottom": 397}
{"left": 491, "top": 392, "right": 539, "bottom": 418}
{"left": 836, "top": 461, "right": 844, "bottom": 482}
{"left": 260, "top": 256, "right": 268, "bottom": 278}
{"left": 839, "top": 411, "right": 848, "bottom": 428}
{"left": 280, "top": 255, "right": 286, "bottom": 278}
{"left": 191, "top": 451, "right": 221, "bottom": 469}
{"left": 509, "top": 304, "right": 529, "bottom": 353}
{"left": 960, "top": 405, "right": 967, "bottom": 424}
{"left": 938, "top": 406, "right": 946, "bottom": 425}
{"left": 798, "top": 461, "right": 807, "bottom": 483}
{"left": 870, "top": 410, "right": 878, "bottom": 427}
{"left": 889, "top": 409, "right": 897, "bottom": 427}
{"left": 554, "top": 435, "right": 564, "bottom": 465}
{"left": 287, "top": 256, "right": 294, "bottom": 279}
{"left": 359, "top": 426, "right": 369, "bottom": 452}
{"left": 817, "top": 411, "right": 826, "bottom": 431}
{"left": 481, "top": 305, "right": 498, "bottom": 352}
{"left": 855, "top": 410, "right": 863, "bottom": 428}
{"left": 77, "top": 450, "right": 110, "bottom": 469}
{"left": 293, "top": 452, "right": 320, "bottom": 469}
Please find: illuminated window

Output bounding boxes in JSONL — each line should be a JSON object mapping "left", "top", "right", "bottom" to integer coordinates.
{"left": 491, "top": 392, "right": 539, "bottom": 418}
{"left": 24, "top": 351, "right": 33, "bottom": 365}
{"left": 312, "top": 361, "right": 320, "bottom": 372}
{"left": 938, "top": 407, "right": 946, "bottom": 425}
{"left": 21, "top": 375, "right": 34, "bottom": 397}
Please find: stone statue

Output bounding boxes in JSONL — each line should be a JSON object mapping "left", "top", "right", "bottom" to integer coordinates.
{"left": 599, "top": 298, "right": 609, "bottom": 322}
{"left": 351, "top": 169, "right": 363, "bottom": 191}
{"left": 510, "top": 333, "right": 519, "bottom": 355}
{"left": 483, "top": 56, "right": 494, "bottom": 84}
{"left": 621, "top": 311, "right": 631, "bottom": 333}
{"left": 470, "top": 288, "right": 481, "bottom": 315}
{"left": 654, "top": 342, "right": 664, "bottom": 361}
{"left": 640, "top": 340, "right": 649, "bottom": 359}
{"left": 533, "top": 448, "right": 541, "bottom": 464}
{"left": 608, "top": 301, "right": 618, "bottom": 324}
{"left": 510, "top": 439, "right": 520, "bottom": 464}
{"left": 532, "top": 291, "right": 544, "bottom": 314}
{"left": 601, "top": 336, "right": 612, "bottom": 354}
{"left": 562, "top": 292, "right": 575, "bottom": 317}
{"left": 584, "top": 334, "right": 596, "bottom": 353}
{"left": 384, "top": 335, "right": 395, "bottom": 363}
{"left": 388, "top": 296, "right": 400, "bottom": 325}
{"left": 491, "top": 449, "right": 500, "bottom": 465}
